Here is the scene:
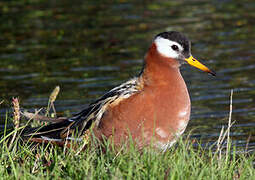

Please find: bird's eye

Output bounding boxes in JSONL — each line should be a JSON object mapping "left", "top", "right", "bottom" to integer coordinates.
{"left": 171, "top": 45, "right": 179, "bottom": 51}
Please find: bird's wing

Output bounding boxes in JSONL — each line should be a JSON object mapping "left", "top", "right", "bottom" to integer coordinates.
{"left": 67, "top": 77, "right": 142, "bottom": 136}
{"left": 23, "top": 77, "right": 143, "bottom": 143}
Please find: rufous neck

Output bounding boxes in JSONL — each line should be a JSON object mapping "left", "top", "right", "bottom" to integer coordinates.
{"left": 141, "top": 43, "right": 182, "bottom": 85}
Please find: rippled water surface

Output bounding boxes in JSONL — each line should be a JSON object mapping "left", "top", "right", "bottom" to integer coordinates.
{"left": 0, "top": 0, "right": 255, "bottom": 150}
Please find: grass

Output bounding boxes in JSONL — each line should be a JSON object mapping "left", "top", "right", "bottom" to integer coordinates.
{"left": 0, "top": 133, "right": 254, "bottom": 179}
{"left": 0, "top": 90, "right": 254, "bottom": 179}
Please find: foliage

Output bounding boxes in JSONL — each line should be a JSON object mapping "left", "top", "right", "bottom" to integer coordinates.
{"left": 0, "top": 125, "right": 254, "bottom": 179}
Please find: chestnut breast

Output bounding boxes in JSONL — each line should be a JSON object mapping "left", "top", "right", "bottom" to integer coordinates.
{"left": 95, "top": 69, "right": 191, "bottom": 148}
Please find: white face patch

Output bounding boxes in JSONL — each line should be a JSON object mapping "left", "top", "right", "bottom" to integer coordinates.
{"left": 154, "top": 37, "right": 183, "bottom": 58}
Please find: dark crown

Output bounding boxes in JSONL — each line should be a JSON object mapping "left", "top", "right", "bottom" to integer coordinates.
{"left": 155, "top": 31, "right": 191, "bottom": 57}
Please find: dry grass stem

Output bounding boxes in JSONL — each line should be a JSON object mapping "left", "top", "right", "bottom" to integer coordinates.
{"left": 225, "top": 89, "right": 233, "bottom": 163}
{"left": 216, "top": 126, "right": 225, "bottom": 159}
{"left": 19, "top": 108, "right": 43, "bottom": 136}
{"left": 75, "top": 134, "right": 90, "bottom": 156}
{"left": 245, "top": 134, "right": 251, "bottom": 153}
{"left": 215, "top": 89, "right": 235, "bottom": 163}
{"left": 31, "top": 154, "right": 40, "bottom": 174}
{"left": 12, "top": 97, "right": 20, "bottom": 126}
{"left": 46, "top": 86, "right": 60, "bottom": 117}
{"left": 63, "top": 127, "right": 70, "bottom": 155}
{"left": 22, "top": 111, "right": 66, "bottom": 123}
{"left": 49, "top": 86, "right": 60, "bottom": 103}
{"left": 9, "top": 97, "right": 20, "bottom": 148}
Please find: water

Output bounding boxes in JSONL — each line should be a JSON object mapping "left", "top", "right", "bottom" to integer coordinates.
{"left": 0, "top": 0, "right": 254, "bottom": 151}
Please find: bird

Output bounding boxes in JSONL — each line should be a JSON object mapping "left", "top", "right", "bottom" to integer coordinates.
{"left": 21, "top": 31, "right": 215, "bottom": 151}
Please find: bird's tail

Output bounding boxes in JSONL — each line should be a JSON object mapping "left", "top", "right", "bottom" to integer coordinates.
{"left": 0, "top": 113, "right": 79, "bottom": 147}
{"left": 22, "top": 119, "right": 76, "bottom": 146}
{"left": 1, "top": 101, "right": 93, "bottom": 148}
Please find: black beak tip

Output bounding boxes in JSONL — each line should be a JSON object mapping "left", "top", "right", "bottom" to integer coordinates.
{"left": 209, "top": 70, "right": 216, "bottom": 76}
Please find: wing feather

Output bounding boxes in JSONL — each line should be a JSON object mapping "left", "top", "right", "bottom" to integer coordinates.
{"left": 24, "top": 77, "right": 143, "bottom": 141}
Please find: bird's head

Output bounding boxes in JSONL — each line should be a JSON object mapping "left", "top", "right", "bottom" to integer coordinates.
{"left": 153, "top": 31, "right": 215, "bottom": 76}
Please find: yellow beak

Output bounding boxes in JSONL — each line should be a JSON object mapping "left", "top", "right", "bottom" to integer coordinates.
{"left": 185, "top": 56, "right": 216, "bottom": 76}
